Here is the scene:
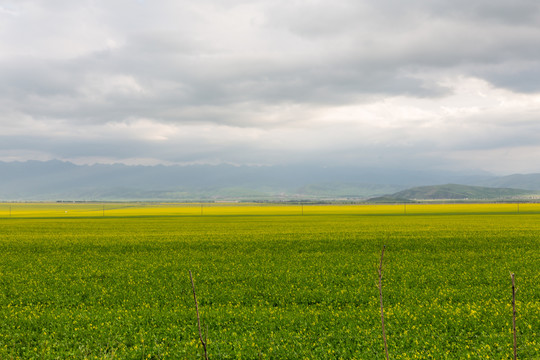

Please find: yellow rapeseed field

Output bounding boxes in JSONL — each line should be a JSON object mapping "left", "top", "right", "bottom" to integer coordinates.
{"left": 2, "top": 202, "right": 539, "bottom": 217}
{"left": 0, "top": 202, "right": 538, "bottom": 358}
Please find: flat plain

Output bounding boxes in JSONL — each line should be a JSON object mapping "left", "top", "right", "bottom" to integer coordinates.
{"left": 0, "top": 203, "right": 539, "bottom": 359}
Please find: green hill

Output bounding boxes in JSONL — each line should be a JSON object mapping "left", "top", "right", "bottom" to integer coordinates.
{"left": 388, "top": 184, "right": 537, "bottom": 200}
{"left": 364, "top": 196, "right": 416, "bottom": 204}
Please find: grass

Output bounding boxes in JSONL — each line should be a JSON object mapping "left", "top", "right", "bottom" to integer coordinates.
{"left": 0, "top": 203, "right": 538, "bottom": 359}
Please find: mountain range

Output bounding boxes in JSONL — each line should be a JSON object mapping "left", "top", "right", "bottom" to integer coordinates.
{"left": 385, "top": 184, "right": 538, "bottom": 201}
{"left": 1, "top": 160, "right": 539, "bottom": 201}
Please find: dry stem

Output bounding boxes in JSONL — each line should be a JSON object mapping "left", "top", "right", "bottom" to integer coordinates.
{"left": 511, "top": 272, "right": 517, "bottom": 360}
{"left": 378, "top": 245, "right": 389, "bottom": 360}
{"left": 189, "top": 270, "right": 209, "bottom": 360}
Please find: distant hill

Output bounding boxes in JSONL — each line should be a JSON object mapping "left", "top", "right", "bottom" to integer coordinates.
{"left": 364, "top": 196, "right": 416, "bottom": 204}
{"left": 388, "top": 184, "right": 537, "bottom": 200}
{"left": 1, "top": 160, "right": 539, "bottom": 201}
{"left": 472, "top": 173, "right": 540, "bottom": 191}
{"left": 0, "top": 160, "right": 487, "bottom": 201}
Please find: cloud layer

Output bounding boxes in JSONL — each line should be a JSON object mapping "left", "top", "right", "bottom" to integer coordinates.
{"left": 1, "top": 0, "right": 540, "bottom": 174}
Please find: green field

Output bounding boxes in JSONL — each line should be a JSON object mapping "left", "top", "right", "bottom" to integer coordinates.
{"left": 0, "top": 204, "right": 538, "bottom": 359}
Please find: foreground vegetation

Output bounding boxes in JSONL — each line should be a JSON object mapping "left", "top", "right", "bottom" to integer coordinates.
{"left": 0, "top": 203, "right": 538, "bottom": 359}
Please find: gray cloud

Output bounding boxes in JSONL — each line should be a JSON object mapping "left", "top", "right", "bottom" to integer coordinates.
{"left": 1, "top": 0, "right": 540, "bottom": 174}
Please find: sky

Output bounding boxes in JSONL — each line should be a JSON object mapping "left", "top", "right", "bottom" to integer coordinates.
{"left": 1, "top": 0, "right": 540, "bottom": 175}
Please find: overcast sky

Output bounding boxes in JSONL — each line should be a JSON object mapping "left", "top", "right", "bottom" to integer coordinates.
{"left": 1, "top": 0, "right": 540, "bottom": 174}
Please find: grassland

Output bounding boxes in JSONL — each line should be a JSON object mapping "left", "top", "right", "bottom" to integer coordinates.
{"left": 0, "top": 203, "right": 539, "bottom": 359}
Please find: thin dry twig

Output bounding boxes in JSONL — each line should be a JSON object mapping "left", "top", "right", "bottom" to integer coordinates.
{"left": 378, "top": 245, "right": 390, "bottom": 360}
{"left": 189, "top": 270, "right": 209, "bottom": 360}
{"left": 511, "top": 272, "right": 517, "bottom": 360}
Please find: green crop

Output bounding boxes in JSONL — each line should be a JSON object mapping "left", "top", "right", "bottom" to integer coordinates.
{"left": 0, "top": 206, "right": 538, "bottom": 359}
